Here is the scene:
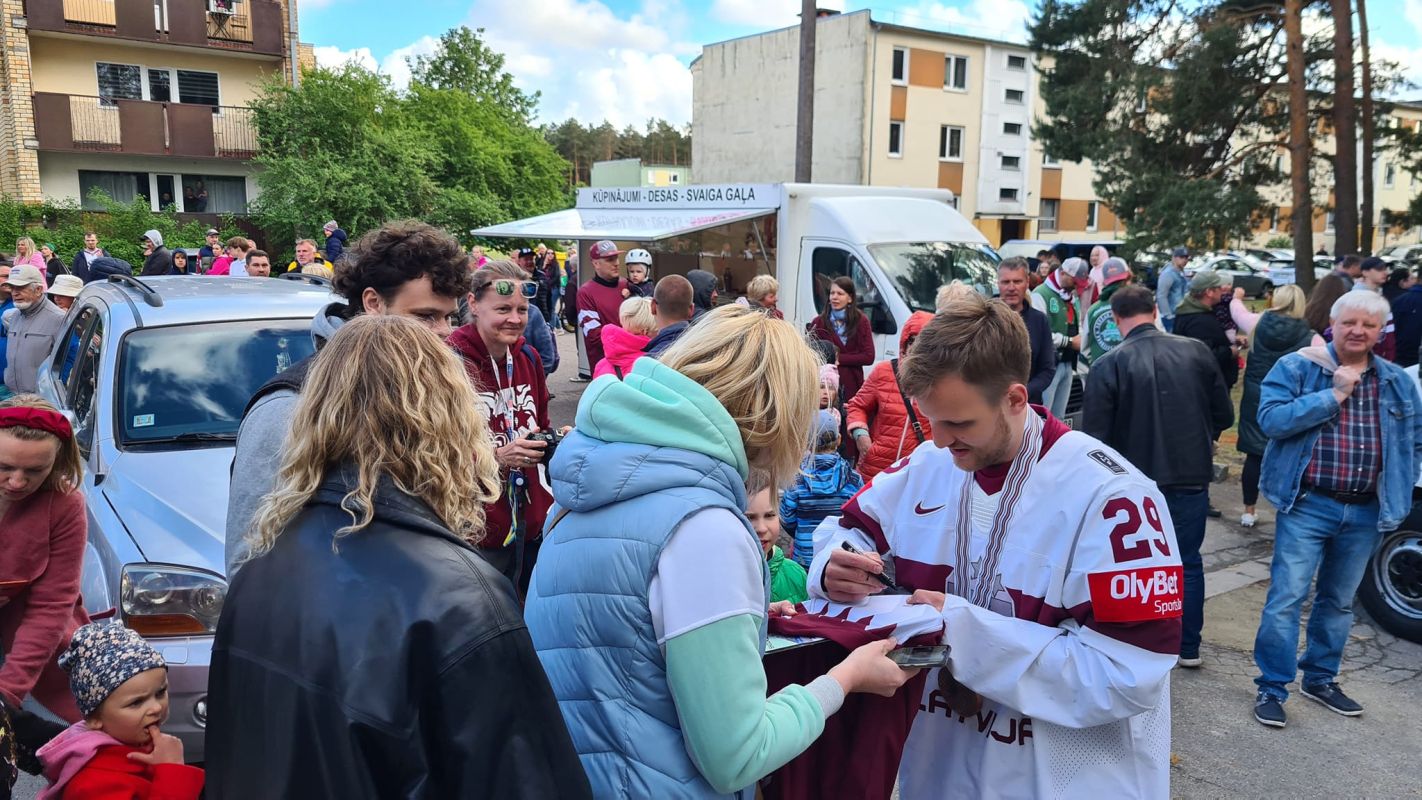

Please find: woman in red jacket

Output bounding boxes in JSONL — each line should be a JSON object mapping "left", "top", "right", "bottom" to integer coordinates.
{"left": 845, "top": 311, "right": 935, "bottom": 480}
{"left": 808, "top": 277, "right": 875, "bottom": 404}
{"left": 448, "top": 260, "right": 555, "bottom": 600}
{"left": 0, "top": 395, "right": 88, "bottom": 723}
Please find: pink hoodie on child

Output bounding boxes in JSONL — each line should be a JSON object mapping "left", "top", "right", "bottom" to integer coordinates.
{"left": 36, "top": 722, "right": 122, "bottom": 799}
{"left": 592, "top": 325, "right": 651, "bottom": 380}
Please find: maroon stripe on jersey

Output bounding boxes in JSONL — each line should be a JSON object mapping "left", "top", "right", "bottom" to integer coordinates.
{"left": 893, "top": 557, "right": 953, "bottom": 594}
{"left": 1085, "top": 617, "right": 1183, "bottom": 655}
{"left": 840, "top": 491, "right": 891, "bottom": 553}
{"left": 1005, "top": 588, "right": 1075, "bottom": 628}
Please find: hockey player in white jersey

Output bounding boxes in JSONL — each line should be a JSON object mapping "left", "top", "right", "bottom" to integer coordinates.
{"left": 808, "top": 293, "right": 1182, "bottom": 799}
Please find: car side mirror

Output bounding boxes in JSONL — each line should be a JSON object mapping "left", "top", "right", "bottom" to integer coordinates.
{"left": 868, "top": 303, "right": 897, "bottom": 336}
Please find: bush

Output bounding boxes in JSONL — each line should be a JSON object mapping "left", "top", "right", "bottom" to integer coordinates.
{"left": 1264, "top": 235, "right": 1293, "bottom": 249}
{"left": 0, "top": 192, "right": 245, "bottom": 272}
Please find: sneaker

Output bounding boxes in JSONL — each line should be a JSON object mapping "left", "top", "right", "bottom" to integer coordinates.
{"left": 1177, "top": 654, "right": 1202, "bottom": 668}
{"left": 1301, "top": 682, "right": 1364, "bottom": 716}
{"left": 1241, "top": 513, "right": 1258, "bottom": 527}
{"left": 1206, "top": 506, "right": 1222, "bottom": 518}
{"left": 1254, "top": 693, "right": 1287, "bottom": 728}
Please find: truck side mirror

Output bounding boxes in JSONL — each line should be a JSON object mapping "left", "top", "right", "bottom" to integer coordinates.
{"left": 868, "top": 303, "right": 897, "bottom": 336}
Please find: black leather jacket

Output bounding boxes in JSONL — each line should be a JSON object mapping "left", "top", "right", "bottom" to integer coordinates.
{"left": 205, "top": 468, "right": 591, "bottom": 800}
{"left": 1083, "top": 325, "right": 1235, "bottom": 488}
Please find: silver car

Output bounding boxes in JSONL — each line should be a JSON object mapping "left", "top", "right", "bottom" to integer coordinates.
{"left": 35, "top": 274, "right": 329, "bottom": 761}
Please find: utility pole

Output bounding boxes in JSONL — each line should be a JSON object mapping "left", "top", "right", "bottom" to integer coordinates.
{"left": 795, "top": 0, "right": 816, "bottom": 182}
{"left": 1286, "top": 0, "right": 1316, "bottom": 293}
{"left": 1359, "top": 0, "right": 1375, "bottom": 254}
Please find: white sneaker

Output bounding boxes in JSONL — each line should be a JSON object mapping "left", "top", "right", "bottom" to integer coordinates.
{"left": 1240, "top": 513, "right": 1258, "bottom": 528}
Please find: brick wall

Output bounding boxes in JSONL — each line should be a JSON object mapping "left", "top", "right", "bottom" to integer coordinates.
{"left": 0, "top": 0, "right": 43, "bottom": 202}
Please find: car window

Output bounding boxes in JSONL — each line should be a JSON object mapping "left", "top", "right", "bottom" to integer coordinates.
{"left": 69, "top": 314, "right": 105, "bottom": 456}
{"left": 866, "top": 242, "right": 999, "bottom": 313}
{"left": 51, "top": 306, "right": 97, "bottom": 402}
{"left": 812, "top": 247, "right": 880, "bottom": 314}
{"left": 117, "top": 319, "right": 316, "bottom": 446}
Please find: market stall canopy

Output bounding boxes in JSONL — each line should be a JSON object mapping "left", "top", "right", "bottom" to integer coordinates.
{"left": 474, "top": 183, "right": 779, "bottom": 242}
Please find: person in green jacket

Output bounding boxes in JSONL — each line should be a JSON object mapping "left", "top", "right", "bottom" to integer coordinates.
{"left": 747, "top": 484, "right": 809, "bottom": 605}
{"left": 1083, "top": 258, "right": 1134, "bottom": 364}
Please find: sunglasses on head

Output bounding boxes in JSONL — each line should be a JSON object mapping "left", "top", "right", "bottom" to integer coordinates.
{"left": 478, "top": 279, "right": 538, "bottom": 298}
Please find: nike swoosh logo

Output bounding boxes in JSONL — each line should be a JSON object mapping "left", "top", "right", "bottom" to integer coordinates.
{"left": 915, "top": 502, "right": 946, "bottom": 515}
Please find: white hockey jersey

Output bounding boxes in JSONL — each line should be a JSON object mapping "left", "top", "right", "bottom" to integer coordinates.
{"left": 807, "top": 411, "right": 1181, "bottom": 799}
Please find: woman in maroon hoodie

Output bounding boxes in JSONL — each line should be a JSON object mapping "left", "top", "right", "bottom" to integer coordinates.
{"left": 449, "top": 260, "right": 554, "bottom": 598}
{"left": 808, "top": 277, "right": 875, "bottom": 404}
{"left": 0, "top": 395, "right": 89, "bottom": 723}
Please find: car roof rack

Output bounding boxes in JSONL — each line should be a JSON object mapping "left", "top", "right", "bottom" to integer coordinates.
{"left": 106, "top": 274, "right": 164, "bottom": 308}
{"left": 279, "top": 272, "right": 332, "bottom": 287}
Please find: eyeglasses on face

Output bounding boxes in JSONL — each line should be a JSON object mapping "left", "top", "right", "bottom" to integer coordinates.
{"left": 478, "top": 279, "right": 538, "bottom": 299}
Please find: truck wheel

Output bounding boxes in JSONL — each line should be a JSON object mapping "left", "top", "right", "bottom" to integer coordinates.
{"left": 1358, "top": 529, "right": 1422, "bottom": 644}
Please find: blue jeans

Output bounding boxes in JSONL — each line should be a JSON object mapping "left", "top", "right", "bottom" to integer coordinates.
{"left": 1162, "top": 486, "right": 1208, "bottom": 657}
{"left": 1162, "top": 316, "right": 1175, "bottom": 333}
{"left": 1042, "top": 362, "right": 1073, "bottom": 419}
{"left": 1253, "top": 491, "right": 1380, "bottom": 700}
{"left": 549, "top": 285, "right": 561, "bottom": 320}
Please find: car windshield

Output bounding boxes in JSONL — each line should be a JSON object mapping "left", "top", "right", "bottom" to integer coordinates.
{"left": 866, "top": 242, "right": 1000, "bottom": 313}
{"left": 995, "top": 242, "right": 1042, "bottom": 261}
{"left": 119, "top": 319, "right": 316, "bottom": 445}
{"left": 1380, "top": 245, "right": 1410, "bottom": 257}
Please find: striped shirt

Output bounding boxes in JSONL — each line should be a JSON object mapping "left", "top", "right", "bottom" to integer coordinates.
{"left": 1304, "top": 366, "right": 1382, "bottom": 493}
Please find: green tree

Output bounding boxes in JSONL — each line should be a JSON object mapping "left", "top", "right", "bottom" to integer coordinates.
{"left": 248, "top": 64, "right": 437, "bottom": 249}
{"left": 408, "top": 26, "right": 540, "bottom": 125}
{"left": 542, "top": 118, "right": 691, "bottom": 186}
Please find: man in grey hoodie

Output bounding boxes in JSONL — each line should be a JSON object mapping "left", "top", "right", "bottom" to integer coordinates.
{"left": 223, "top": 221, "right": 474, "bottom": 576}
{"left": 138, "top": 229, "right": 173, "bottom": 277}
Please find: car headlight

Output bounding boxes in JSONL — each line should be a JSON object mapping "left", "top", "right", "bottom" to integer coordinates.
{"left": 120, "top": 565, "right": 227, "bottom": 636}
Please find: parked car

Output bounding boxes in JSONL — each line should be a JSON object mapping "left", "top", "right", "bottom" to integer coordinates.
{"left": 1131, "top": 250, "right": 1170, "bottom": 290}
{"left": 35, "top": 274, "right": 330, "bottom": 761}
{"left": 1184, "top": 254, "right": 1274, "bottom": 298}
{"left": 1257, "top": 259, "right": 1332, "bottom": 287}
{"left": 1358, "top": 364, "right": 1422, "bottom": 644}
{"left": 1378, "top": 243, "right": 1422, "bottom": 267}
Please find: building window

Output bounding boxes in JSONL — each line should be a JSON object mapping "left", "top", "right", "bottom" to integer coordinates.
{"left": 1136, "top": 96, "right": 1147, "bottom": 113}
{"left": 1005, "top": 89, "right": 1024, "bottom": 104}
{"left": 182, "top": 175, "right": 248, "bottom": 214}
{"left": 1000, "top": 187, "right": 1019, "bottom": 202}
{"left": 1004, "top": 122, "right": 1022, "bottom": 135}
{"left": 1086, "top": 201, "right": 1100, "bottom": 231}
{"left": 892, "top": 48, "right": 908, "bottom": 85}
{"left": 1385, "top": 163, "right": 1396, "bottom": 188}
{"left": 79, "top": 170, "right": 149, "bottom": 209}
{"left": 1040, "top": 199, "right": 1059, "bottom": 232}
{"left": 888, "top": 120, "right": 904, "bottom": 157}
{"left": 1007, "top": 54, "right": 1027, "bottom": 70}
{"left": 669, "top": 173, "right": 680, "bottom": 185}
{"left": 1043, "top": 152, "right": 1061, "bottom": 167}
{"left": 96, "top": 62, "right": 143, "bottom": 106}
{"left": 1326, "top": 209, "right": 1335, "bottom": 232}
{"left": 945, "top": 56, "right": 968, "bottom": 91}
{"left": 1270, "top": 206, "right": 1280, "bottom": 233}
{"left": 939, "top": 125, "right": 963, "bottom": 161}
{"left": 176, "top": 70, "right": 221, "bottom": 107}
{"left": 1002, "top": 155, "right": 1021, "bottom": 170}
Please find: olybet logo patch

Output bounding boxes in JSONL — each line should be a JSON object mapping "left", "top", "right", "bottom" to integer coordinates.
{"left": 1088, "top": 566, "right": 1184, "bottom": 622}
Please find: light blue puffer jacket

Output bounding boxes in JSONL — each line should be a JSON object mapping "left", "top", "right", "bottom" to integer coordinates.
{"left": 525, "top": 359, "right": 768, "bottom": 799}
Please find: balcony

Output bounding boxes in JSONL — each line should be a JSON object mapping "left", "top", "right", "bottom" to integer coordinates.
{"left": 26, "top": 0, "right": 286, "bottom": 57}
{"left": 33, "top": 93, "right": 257, "bottom": 160}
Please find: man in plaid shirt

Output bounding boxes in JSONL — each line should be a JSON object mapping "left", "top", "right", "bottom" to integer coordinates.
{"left": 1251, "top": 290, "right": 1422, "bottom": 729}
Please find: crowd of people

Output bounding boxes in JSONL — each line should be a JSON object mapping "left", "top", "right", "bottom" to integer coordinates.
{"left": 2, "top": 216, "right": 1421, "bottom": 798}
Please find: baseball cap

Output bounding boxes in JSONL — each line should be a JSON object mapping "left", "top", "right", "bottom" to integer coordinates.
{"left": 814, "top": 410, "right": 840, "bottom": 447}
{"left": 205, "top": 228, "right": 220, "bottom": 236}
{"left": 1189, "top": 270, "right": 1229, "bottom": 291}
{"left": 3, "top": 264, "right": 45, "bottom": 288}
{"left": 589, "top": 240, "right": 624, "bottom": 260}
{"left": 626, "top": 248, "right": 652, "bottom": 266}
{"left": 1361, "top": 256, "right": 1387, "bottom": 273}
{"left": 516, "top": 248, "right": 536, "bottom": 258}
{"left": 1060, "top": 257, "right": 1090, "bottom": 280}
{"left": 1172, "top": 247, "right": 1190, "bottom": 258}
{"left": 48, "top": 274, "right": 84, "bottom": 298}
{"left": 1101, "top": 257, "right": 1131, "bottom": 286}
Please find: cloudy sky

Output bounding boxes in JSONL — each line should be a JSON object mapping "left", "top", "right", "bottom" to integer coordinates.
{"left": 302, "top": 0, "right": 1422, "bottom": 129}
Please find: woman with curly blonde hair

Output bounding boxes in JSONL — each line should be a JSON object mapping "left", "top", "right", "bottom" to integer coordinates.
{"left": 525, "top": 305, "right": 916, "bottom": 797}
{"left": 205, "top": 315, "right": 591, "bottom": 799}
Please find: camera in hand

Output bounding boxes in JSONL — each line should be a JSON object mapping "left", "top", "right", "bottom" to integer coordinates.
{"left": 529, "top": 429, "right": 564, "bottom": 465}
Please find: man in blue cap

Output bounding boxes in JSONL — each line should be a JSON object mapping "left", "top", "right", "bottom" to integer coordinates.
{"left": 1156, "top": 247, "right": 1190, "bottom": 332}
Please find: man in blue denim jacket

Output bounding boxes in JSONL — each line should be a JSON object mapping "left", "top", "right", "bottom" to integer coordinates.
{"left": 1251, "top": 290, "right": 1422, "bottom": 729}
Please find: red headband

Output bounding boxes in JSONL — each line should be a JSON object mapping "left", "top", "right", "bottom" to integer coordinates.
{"left": 0, "top": 407, "right": 73, "bottom": 441}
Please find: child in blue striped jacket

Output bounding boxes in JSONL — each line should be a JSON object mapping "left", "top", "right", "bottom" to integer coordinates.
{"left": 779, "top": 410, "right": 864, "bottom": 568}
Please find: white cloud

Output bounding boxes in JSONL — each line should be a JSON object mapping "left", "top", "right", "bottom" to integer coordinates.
{"left": 312, "top": 44, "right": 377, "bottom": 71}
{"left": 310, "top": 36, "right": 440, "bottom": 91}
{"left": 710, "top": 0, "right": 845, "bottom": 29}
{"left": 889, "top": 0, "right": 1032, "bottom": 43}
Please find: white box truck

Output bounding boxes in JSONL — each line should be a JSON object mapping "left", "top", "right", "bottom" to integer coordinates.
{"left": 476, "top": 182, "right": 1002, "bottom": 368}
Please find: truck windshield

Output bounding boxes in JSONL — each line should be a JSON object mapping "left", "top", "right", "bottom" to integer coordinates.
{"left": 119, "top": 320, "right": 317, "bottom": 446}
{"left": 866, "top": 243, "right": 1000, "bottom": 313}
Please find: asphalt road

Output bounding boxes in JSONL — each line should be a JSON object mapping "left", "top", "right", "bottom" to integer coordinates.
{"left": 14, "top": 337, "right": 1421, "bottom": 796}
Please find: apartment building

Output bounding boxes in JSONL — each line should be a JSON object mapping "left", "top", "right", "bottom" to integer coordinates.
{"left": 0, "top": 0, "right": 313, "bottom": 215}
{"left": 590, "top": 158, "right": 690, "bottom": 188}
{"left": 691, "top": 10, "right": 1117, "bottom": 247}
